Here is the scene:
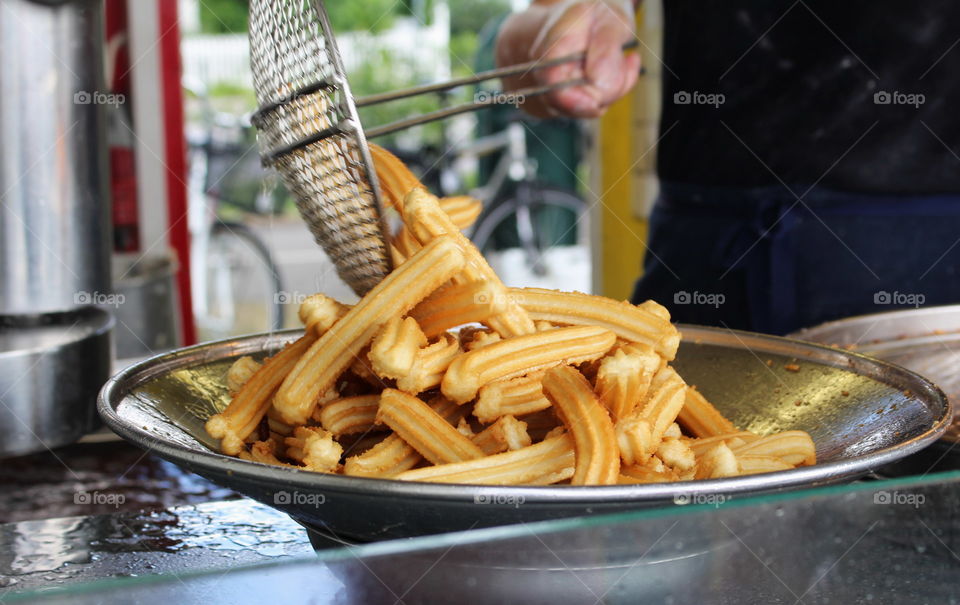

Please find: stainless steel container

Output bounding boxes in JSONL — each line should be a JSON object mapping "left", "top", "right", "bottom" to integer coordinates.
{"left": 0, "top": 307, "right": 113, "bottom": 457}
{"left": 0, "top": 0, "right": 114, "bottom": 457}
{"left": 0, "top": 0, "right": 111, "bottom": 315}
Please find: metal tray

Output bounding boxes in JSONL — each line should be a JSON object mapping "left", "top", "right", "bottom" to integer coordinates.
{"left": 98, "top": 326, "right": 950, "bottom": 541}
{"left": 791, "top": 305, "right": 960, "bottom": 472}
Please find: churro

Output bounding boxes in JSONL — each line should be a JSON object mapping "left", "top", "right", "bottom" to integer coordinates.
{"left": 376, "top": 389, "right": 485, "bottom": 465}
{"left": 459, "top": 326, "right": 502, "bottom": 351}
{"left": 594, "top": 343, "right": 659, "bottom": 421}
{"left": 369, "top": 143, "right": 423, "bottom": 211}
{"left": 284, "top": 426, "right": 343, "bottom": 472}
{"left": 542, "top": 365, "right": 619, "bottom": 485}
{"left": 401, "top": 189, "right": 535, "bottom": 337}
{"left": 206, "top": 334, "right": 316, "bottom": 455}
{"left": 409, "top": 280, "right": 507, "bottom": 338}
{"left": 677, "top": 385, "right": 738, "bottom": 438}
{"left": 343, "top": 396, "right": 464, "bottom": 477}
{"left": 470, "top": 415, "right": 532, "bottom": 455}
{"left": 474, "top": 372, "right": 551, "bottom": 424}
{"left": 510, "top": 287, "right": 680, "bottom": 360}
{"left": 226, "top": 356, "right": 262, "bottom": 395}
{"left": 695, "top": 442, "right": 740, "bottom": 479}
{"left": 730, "top": 431, "right": 816, "bottom": 466}
{"left": 396, "top": 332, "right": 461, "bottom": 394}
{"left": 737, "top": 455, "right": 793, "bottom": 474}
{"left": 368, "top": 315, "right": 427, "bottom": 379}
{"left": 394, "top": 433, "right": 575, "bottom": 485}
{"left": 442, "top": 325, "right": 616, "bottom": 404}
{"left": 318, "top": 394, "right": 380, "bottom": 436}
{"left": 299, "top": 293, "right": 350, "bottom": 337}
{"left": 274, "top": 236, "right": 465, "bottom": 425}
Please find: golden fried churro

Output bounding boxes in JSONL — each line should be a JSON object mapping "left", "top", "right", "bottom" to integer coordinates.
{"left": 439, "top": 195, "right": 483, "bottom": 229}
{"left": 542, "top": 365, "right": 619, "bottom": 485}
{"left": 736, "top": 454, "right": 793, "bottom": 474}
{"left": 391, "top": 196, "right": 484, "bottom": 262}
{"left": 284, "top": 426, "right": 343, "bottom": 472}
{"left": 401, "top": 189, "right": 535, "bottom": 337}
{"left": 368, "top": 316, "right": 427, "bottom": 379}
{"left": 369, "top": 143, "right": 423, "bottom": 211}
{"left": 394, "top": 433, "right": 575, "bottom": 485}
{"left": 655, "top": 437, "right": 696, "bottom": 472}
{"left": 409, "top": 281, "right": 507, "bottom": 338}
{"left": 635, "top": 367, "right": 688, "bottom": 445}
{"left": 460, "top": 326, "right": 502, "bottom": 351}
{"left": 206, "top": 334, "right": 317, "bottom": 455}
{"left": 615, "top": 417, "right": 653, "bottom": 466}
{"left": 686, "top": 432, "right": 761, "bottom": 456}
{"left": 239, "top": 440, "right": 295, "bottom": 467}
{"left": 618, "top": 457, "right": 680, "bottom": 484}
{"left": 677, "top": 386, "right": 738, "bottom": 438}
{"left": 376, "top": 389, "right": 485, "bottom": 465}
{"left": 594, "top": 343, "right": 659, "bottom": 421}
{"left": 318, "top": 395, "right": 380, "bottom": 436}
{"left": 275, "top": 236, "right": 465, "bottom": 425}
{"left": 442, "top": 325, "right": 616, "bottom": 404}
{"left": 343, "top": 396, "right": 466, "bottom": 477}
{"left": 396, "top": 332, "right": 461, "bottom": 394}
{"left": 471, "top": 415, "right": 532, "bottom": 455}
{"left": 226, "top": 356, "right": 262, "bottom": 395}
{"left": 731, "top": 431, "right": 816, "bottom": 466}
{"left": 299, "top": 293, "right": 350, "bottom": 337}
{"left": 474, "top": 372, "right": 551, "bottom": 424}
{"left": 510, "top": 287, "right": 681, "bottom": 360}
{"left": 695, "top": 442, "right": 740, "bottom": 479}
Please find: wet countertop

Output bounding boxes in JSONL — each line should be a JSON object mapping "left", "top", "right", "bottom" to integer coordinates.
{"left": 4, "top": 439, "right": 960, "bottom": 603}
{"left": 0, "top": 439, "right": 315, "bottom": 594}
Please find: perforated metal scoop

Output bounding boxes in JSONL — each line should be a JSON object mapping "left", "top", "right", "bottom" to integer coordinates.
{"left": 249, "top": 0, "right": 637, "bottom": 295}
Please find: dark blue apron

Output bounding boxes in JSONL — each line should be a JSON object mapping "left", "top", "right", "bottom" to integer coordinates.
{"left": 630, "top": 182, "right": 960, "bottom": 335}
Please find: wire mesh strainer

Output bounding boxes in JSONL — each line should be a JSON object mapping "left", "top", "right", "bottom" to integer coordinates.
{"left": 249, "top": 0, "right": 390, "bottom": 295}
{"left": 249, "top": 0, "right": 638, "bottom": 295}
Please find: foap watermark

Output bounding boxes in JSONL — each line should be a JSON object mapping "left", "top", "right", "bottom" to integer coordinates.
{"left": 475, "top": 90, "right": 525, "bottom": 107}
{"left": 274, "top": 490, "right": 325, "bottom": 507}
{"left": 673, "top": 493, "right": 729, "bottom": 507}
{"left": 674, "top": 290, "right": 725, "bottom": 308}
{"left": 874, "top": 290, "right": 925, "bottom": 308}
{"left": 274, "top": 290, "right": 311, "bottom": 305}
{"left": 474, "top": 493, "right": 525, "bottom": 508}
{"left": 673, "top": 90, "right": 725, "bottom": 108}
{"left": 473, "top": 290, "right": 525, "bottom": 307}
{"left": 75, "top": 290, "right": 125, "bottom": 307}
{"left": 874, "top": 490, "right": 925, "bottom": 508}
{"left": 74, "top": 90, "right": 126, "bottom": 107}
{"left": 873, "top": 90, "right": 925, "bottom": 108}
{"left": 74, "top": 489, "right": 125, "bottom": 509}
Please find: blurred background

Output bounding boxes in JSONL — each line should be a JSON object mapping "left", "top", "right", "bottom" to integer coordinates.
{"left": 110, "top": 0, "right": 662, "bottom": 353}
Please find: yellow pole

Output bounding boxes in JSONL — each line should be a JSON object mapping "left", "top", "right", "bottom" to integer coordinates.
{"left": 596, "top": 5, "right": 658, "bottom": 301}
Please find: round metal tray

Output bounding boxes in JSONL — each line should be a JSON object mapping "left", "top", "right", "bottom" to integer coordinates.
{"left": 98, "top": 326, "right": 950, "bottom": 541}
{"left": 791, "top": 305, "right": 960, "bottom": 472}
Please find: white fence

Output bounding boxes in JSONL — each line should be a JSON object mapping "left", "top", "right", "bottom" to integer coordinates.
{"left": 180, "top": 5, "right": 451, "bottom": 89}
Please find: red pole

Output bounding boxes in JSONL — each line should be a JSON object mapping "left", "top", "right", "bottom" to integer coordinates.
{"left": 157, "top": 0, "right": 196, "bottom": 345}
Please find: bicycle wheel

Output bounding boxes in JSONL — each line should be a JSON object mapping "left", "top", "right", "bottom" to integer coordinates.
{"left": 470, "top": 185, "right": 591, "bottom": 291}
{"left": 196, "top": 221, "right": 284, "bottom": 341}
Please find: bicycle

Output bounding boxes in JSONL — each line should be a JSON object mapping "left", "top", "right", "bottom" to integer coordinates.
{"left": 185, "top": 81, "right": 284, "bottom": 342}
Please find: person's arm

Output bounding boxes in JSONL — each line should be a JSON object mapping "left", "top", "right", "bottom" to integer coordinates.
{"left": 495, "top": 0, "right": 640, "bottom": 118}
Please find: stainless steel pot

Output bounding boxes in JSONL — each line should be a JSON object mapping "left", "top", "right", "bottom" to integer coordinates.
{"left": 0, "top": 0, "right": 111, "bottom": 315}
{"left": 0, "top": 307, "right": 113, "bottom": 458}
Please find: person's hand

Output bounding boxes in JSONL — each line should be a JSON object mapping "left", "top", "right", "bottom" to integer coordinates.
{"left": 495, "top": 0, "right": 640, "bottom": 118}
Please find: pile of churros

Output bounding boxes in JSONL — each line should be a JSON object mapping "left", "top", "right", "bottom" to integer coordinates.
{"left": 204, "top": 147, "right": 816, "bottom": 486}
